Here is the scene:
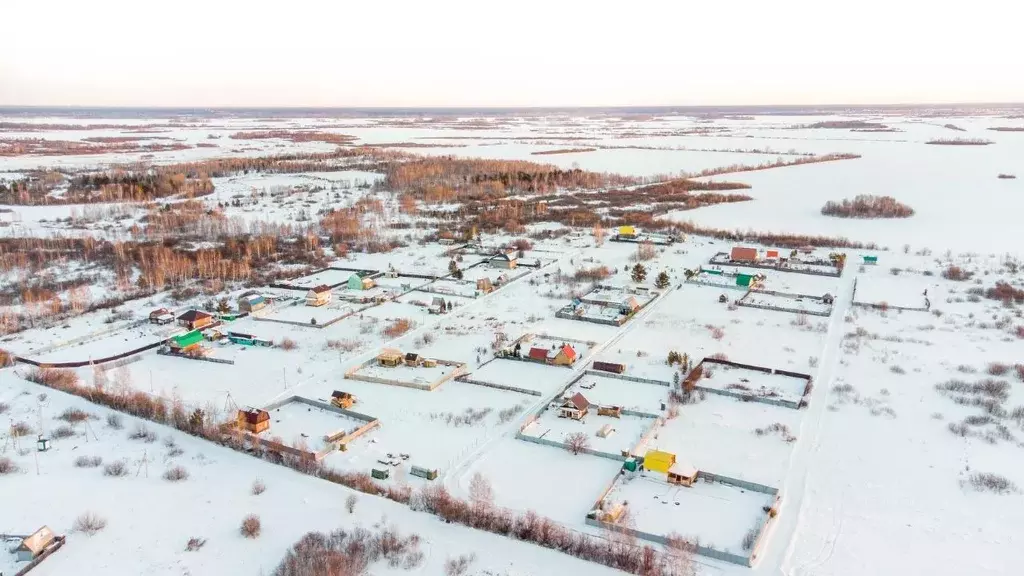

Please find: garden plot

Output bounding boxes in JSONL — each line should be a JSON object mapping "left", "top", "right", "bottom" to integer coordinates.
{"left": 316, "top": 379, "right": 530, "bottom": 476}
{"left": 352, "top": 358, "right": 460, "bottom": 389}
{"left": 0, "top": 377, "right": 625, "bottom": 576}
{"left": 603, "top": 475, "right": 774, "bottom": 555}
{"left": 262, "top": 399, "right": 367, "bottom": 450}
{"left": 739, "top": 291, "right": 833, "bottom": 316}
{"left": 454, "top": 437, "right": 623, "bottom": 526}
{"left": 520, "top": 409, "right": 653, "bottom": 457}
{"left": 593, "top": 285, "right": 830, "bottom": 384}
{"left": 565, "top": 373, "right": 668, "bottom": 416}
{"left": 758, "top": 271, "right": 839, "bottom": 298}
{"left": 460, "top": 264, "right": 532, "bottom": 283}
{"left": 279, "top": 268, "right": 354, "bottom": 289}
{"left": 640, "top": 394, "right": 803, "bottom": 487}
{"left": 417, "top": 277, "right": 479, "bottom": 298}
{"left": 466, "top": 359, "right": 573, "bottom": 396}
{"left": 698, "top": 361, "right": 809, "bottom": 406}
{"left": 854, "top": 274, "right": 937, "bottom": 310}
{"left": 31, "top": 322, "right": 176, "bottom": 363}
{"left": 257, "top": 300, "right": 357, "bottom": 325}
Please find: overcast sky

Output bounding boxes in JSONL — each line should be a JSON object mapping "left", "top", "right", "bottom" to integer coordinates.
{"left": 3, "top": 0, "right": 1022, "bottom": 107}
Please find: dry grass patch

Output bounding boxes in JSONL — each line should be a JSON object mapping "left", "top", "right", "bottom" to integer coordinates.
{"left": 240, "top": 514, "right": 261, "bottom": 538}
{"left": 73, "top": 512, "right": 108, "bottom": 535}
{"left": 163, "top": 465, "right": 190, "bottom": 482}
{"left": 74, "top": 455, "right": 103, "bottom": 468}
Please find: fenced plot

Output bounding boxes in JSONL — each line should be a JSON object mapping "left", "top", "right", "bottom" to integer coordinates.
{"left": 709, "top": 252, "right": 842, "bottom": 277}
{"left": 593, "top": 474, "right": 778, "bottom": 566}
{"left": 460, "top": 359, "right": 569, "bottom": 396}
{"left": 345, "top": 353, "right": 466, "bottom": 391}
{"left": 255, "top": 300, "right": 358, "bottom": 328}
{"left": 256, "top": 396, "right": 380, "bottom": 460}
{"left": 518, "top": 410, "right": 656, "bottom": 460}
{"left": 738, "top": 291, "right": 833, "bottom": 317}
{"left": 564, "top": 372, "right": 668, "bottom": 417}
{"left": 556, "top": 285, "right": 660, "bottom": 327}
{"left": 852, "top": 275, "right": 935, "bottom": 311}
{"left": 692, "top": 358, "right": 811, "bottom": 408}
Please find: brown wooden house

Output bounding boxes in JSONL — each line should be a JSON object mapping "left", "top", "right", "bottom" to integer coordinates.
{"left": 331, "top": 391, "right": 355, "bottom": 409}
{"left": 177, "top": 309, "right": 214, "bottom": 331}
{"left": 237, "top": 408, "right": 270, "bottom": 434}
{"left": 559, "top": 392, "right": 590, "bottom": 420}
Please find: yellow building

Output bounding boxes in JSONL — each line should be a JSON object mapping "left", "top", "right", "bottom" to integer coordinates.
{"left": 643, "top": 449, "right": 676, "bottom": 473}
{"left": 618, "top": 225, "right": 636, "bottom": 237}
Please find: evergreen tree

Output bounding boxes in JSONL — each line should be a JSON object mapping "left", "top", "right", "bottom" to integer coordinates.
{"left": 655, "top": 271, "right": 670, "bottom": 289}
{"left": 631, "top": 263, "right": 647, "bottom": 283}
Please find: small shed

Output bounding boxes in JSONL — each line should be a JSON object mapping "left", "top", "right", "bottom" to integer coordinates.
{"left": 822, "top": 293, "right": 835, "bottom": 305}
{"left": 618, "top": 225, "right": 636, "bottom": 237}
{"left": 347, "top": 273, "right": 376, "bottom": 291}
{"left": 377, "top": 349, "right": 403, "bottom": 367}
{"left": 620, "top": 296, "right": 641, "bottom": 314}
{"left": 422, "top": 358, "right": 438, "bottom": 368}
{"left": 404, "top": 352, "right": 421, "bottom": 367}
{"left": 237, "top": 408, "right": 270, "bottom": 434}
{"left": 643, "top": 449, "right": 676, "bottom": 473}
{"left": 429, "top": 297, "right": 446, "bottom": 314}
{"left": 331, "top": 390, "right": 355, "bottom": 409}
{"left": 730, "top": 247, "right": 758, "bottom": 262}
{"left": 238, "top": 293, "right": 266, "bottom": 313}
{"left": 596, "top": 423, "right": 615, "bottom": 438}
{"left": 169, "top": 330, "right": 204, "bottom": 353}
{"left": 765, "top": 250, "right": 780, "bottom": 260}
{"left": 306, "top": 285, "right": 333, "bottom": 307}
{"left": 622, "top": 457, "right": 640, "bottom": 472}
{"left": 16, "top": 526, "right": 56, "bottom": 562}
{"left": 552, "top": 344, "right": 578, "bottom": 366}
{"left": 490, "top": 252, "right": 518, "bottom": 269}
{"left": 592, "top": 360, "right": 625, "bottom": 374}
{"left": 597, "top": 405, "right": 622, "bottom": 418}
{"left": 863, "top": 255, "right": 878, "bottom": 264}
{"left": 560, "top": 392, "right": 590, "bottom": 420}
{"left": 371, "top": 468, "right": 390, "bottom": 480}
{"left": 149, "top": 308, "right": 175, "bottom": 325}
{"left": 410, "top": 465, "right": 438, "bottom": 480}
{"left": 177, "top": 310, "right": 214, "bottom": 331}
{"left": 476, "top": 278, "right": 494, "bottom": 294}
{"left": 598, "top": 502, "right": 626, "bottom": 522}
{"left": 667, "top": 462, "right": 698, "bottom": 487}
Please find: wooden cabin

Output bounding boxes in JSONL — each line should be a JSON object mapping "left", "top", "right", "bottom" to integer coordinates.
{"left": 149, "top": 308, "right": 175, "bottom": 325}
{"left": 490, "top": 252, "right": 518, "bottom": 269}
{"left": 597, "top": 405, "right": 622, "bottom": 418}
{"left": 306, "top": 285, "right": 332, "bottom": 307}
{"left": 667, "top": 463, "right": 698, "bottom": 487}
{"left": 169, "top": 330, "right": 204, "bottom": 354}
{"left": 177, "top": 309, "right": 214, "bottom": 331}
{"left": 410, "top": 465, "right": 438, "bottom": 480}
{"left": 377, "top": 349, "right": 403, "bottom": 367}
{"left": 347, "top": 273, "right": 376, "bottom": 291}
{"left": 237, "top": 408, "right": 270, "bottom": 434}
{"left": 476, "top": 277, "right": 494, "bottom": 294}
{"left": 552, "top": 344, "right": 578, "bottom": 366}
{"left": 559, "top": 392, "right": 590, "bottom": 420}
{"left": 404, "top": 352, "right": 421, "bottom": 367}
{"left": 331, "top": 391, "right": 355, "bottom": 409}
{"left": 238, "top": 293, "right": 266, "bottom": 313}
{"left": 16, "top": 526, "right": 56, "bottom": 562}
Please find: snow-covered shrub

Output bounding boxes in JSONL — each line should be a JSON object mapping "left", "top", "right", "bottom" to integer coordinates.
{"left": 240, "top": 514, "right": 261, "bottom": 538}
{"left": 74, "top": 512, "right": 108, "bottom": 535}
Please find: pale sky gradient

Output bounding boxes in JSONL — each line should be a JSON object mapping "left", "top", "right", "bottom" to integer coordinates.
{"left": 3, "top": 0, "right": 1022, "bottom": 107}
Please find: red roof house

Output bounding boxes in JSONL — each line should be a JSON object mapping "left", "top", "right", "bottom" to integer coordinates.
{"left": 528, "top": 347, "right": 549, "bottom": 361}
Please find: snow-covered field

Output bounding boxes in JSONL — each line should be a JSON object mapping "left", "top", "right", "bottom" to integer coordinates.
{"left": 2, "top": 109, "right": 1023, "bottom": 576}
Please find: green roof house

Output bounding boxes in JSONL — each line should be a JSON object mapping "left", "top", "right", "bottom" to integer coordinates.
{"left": 169, "top": 330, "right": 204, "bottom": 353}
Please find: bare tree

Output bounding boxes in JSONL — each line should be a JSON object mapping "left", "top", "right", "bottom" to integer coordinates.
{"left": 565, "top": 432, "right": 590, "bottom": 455}
{"left": 469, "top": 472, "right": 493, "bottom": 509}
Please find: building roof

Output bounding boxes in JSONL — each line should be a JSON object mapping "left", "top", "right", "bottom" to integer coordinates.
{"left": 239, "top": 294, "right": 264, "bottom": 304}
{"left": 331, "top": 390, "right": 353, "bottom": 399}
{"left": 405, "top": 352, "right": 420, "bottom": 361}
{"left": 622, "top": 296, "right": 640, "bottom": 310}
{"left": 18, "top": 526, "right": 55, "bottom": 555}
{"left": 668, "top": 462, "right": 698, "bottom": 478}
{"left": 149, "top": 307, "right": 170, "bottom": 318}
{"left": 528, "top": 347, "right": 549, "bottom": 361}
{"left": 557, "top": 344, "right": 577, "bottom": 362}
{"left": 492, "top": 252, "right": 516, "bottom": 262}
{"left": 378, "top": 349, "right": 403, "bottom": 360}
{"left": 170, "top": 330, "right": 204, "bottom": 349}
{"left": 563, "top": 392, "right": 589, "bottom": 411}
{"left": 177, "top": 309, "right": 212, "bottom": 322}
{"left": 309, "top": 285, "right": 332, "bottom": 294}
{"left": 730, "top": 246, "right": 758, "bottom": 261}
{"left": 240, "top": 408, "right": 269, "bottom": 424}
{"left": 644, "top": 449, "right": 676, "bottom": 463}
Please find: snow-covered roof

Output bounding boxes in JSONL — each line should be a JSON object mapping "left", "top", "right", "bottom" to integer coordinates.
{"left": 18, "top": 526, "right": 55, "bottom": 555}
